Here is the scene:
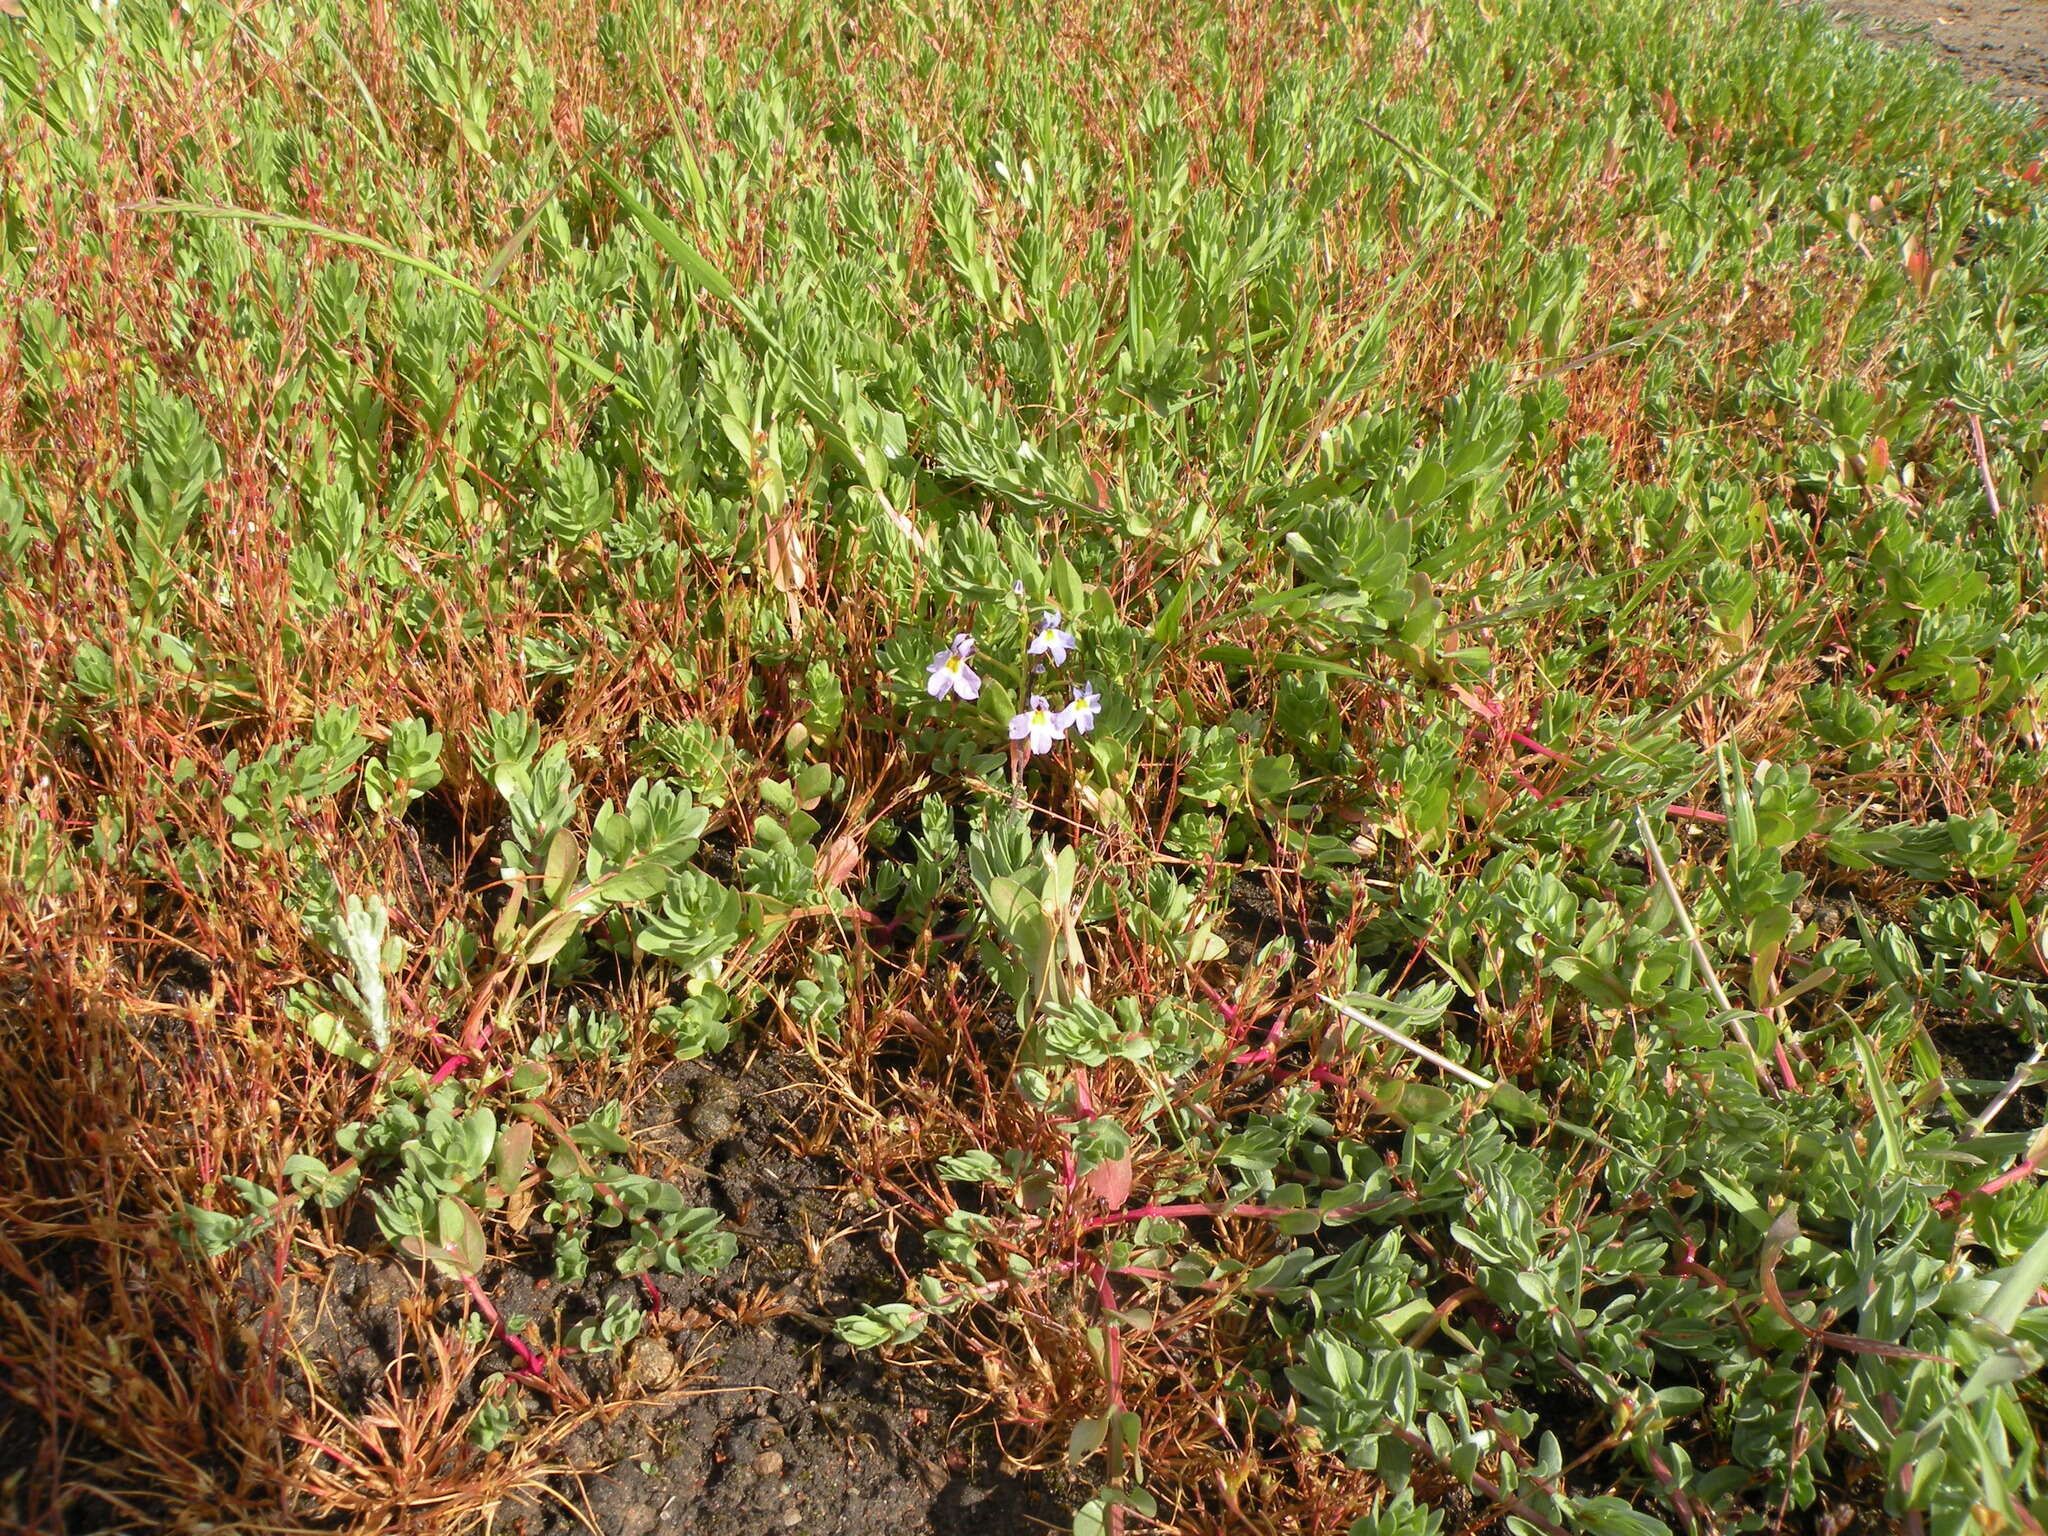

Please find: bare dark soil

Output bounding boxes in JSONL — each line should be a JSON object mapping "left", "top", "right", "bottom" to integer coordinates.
{"left": 275, "top": 1051, "right": 1066, "bottom": 1536}
{"left": 1831, "top": 0, "right": 2048, "bottom": 103}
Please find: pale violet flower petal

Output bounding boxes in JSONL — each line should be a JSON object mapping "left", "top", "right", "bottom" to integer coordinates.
{"left": 1028, "top": 610, "right": 1077, "bottom": 667}
{"left": 1027, "top": 631, "right": 1072, "bottom": 666}
{"left": 1010, "top": 695, "right": 1065, "bottom": 754}
{"left": 1058, "top": 684, "right": 1100, "bottom": 734}
{"left": 927, "top": 649, "right": 980, "bottom": 701}
{"left": 1064, "top": 688, "right": 1097, "bottom": 737}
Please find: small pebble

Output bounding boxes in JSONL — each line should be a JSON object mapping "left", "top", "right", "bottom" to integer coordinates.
{"left": 753, "top": 1450, "right": 785, "bottom": 1478}
{"left": 696, "top": 1074, "right": 742, "bottom": 1109}
{"left": 781, "top": 1505, "right": 804, "bottom": 1527}
{"left": 686, "top": 1077, "right": 742, "bottom": 1142}
{"left": 624, "top": 1337, "right": 677, "bottom": 1391}
{"left": 688, "top": 1101, "right": 737, "bottom": 1142}
{"left": 352, "top": 1261, "right": 410, "bottom": 1313}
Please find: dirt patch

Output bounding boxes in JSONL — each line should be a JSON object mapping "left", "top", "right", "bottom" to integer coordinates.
{"left": 1830, "top": 0, "right": 2048, "bottom": 103}
{"left": 266, "top": 1051, "right": 1066, "bottom": 1536}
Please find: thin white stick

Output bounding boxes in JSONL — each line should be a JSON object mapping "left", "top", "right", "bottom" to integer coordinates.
{"left": 1635, "top": 808, "right": 1773, "bottom": 1088}
{"left": 1969, "top": 413, "right": 2004, "bottom": 521}
{"left": 1321, "top": 994, "right": 1495, "bottom": 1090}
{"left": 1970, "top": 1043, "right": 2046, "bottom": 1138}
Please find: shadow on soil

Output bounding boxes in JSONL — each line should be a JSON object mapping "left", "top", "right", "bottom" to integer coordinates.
{"left": 283, "top": 1050, "right": 1066, "bottom": 1536}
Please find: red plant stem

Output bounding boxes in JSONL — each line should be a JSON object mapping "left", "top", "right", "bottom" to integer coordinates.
{"left": 1190, "top": 972, "right": 1240, "bottom": 1032}
{"left": 1380, "top": 1424, "right": 1575, "bottom": 1536}
{"left": 1092, "top": 1262, "right": 1124, "bottom": 1411}
{"left": 1641, "top": 1445, "right": 1706, "bottom": 1532}
{"left": 1086, "top": 1201, "right": 1275, "bottom": 1231}
{"left": 1509, "top": 768, "right": 1567, "bottom": 809}
{"left": 1774, "top": 1040, "right": 1800, "bottom": 1093}
{"left": 1978, "top": 1156, "right": 2044, "bottom": 1198}
{"left": 1110, "top": 1263, "right": 1179, "bottom": 1284}
{"left": 1676, "top": 1240, "right": 1765, "bottom": 1352}
{"left": 1666, "top": 803, "right": 1728, "bottom": 825}
{"left": 1462, "top": 687, "right": 1731, "bottom": 825}
{"left": 427, "top": 968, "right": 515, "bottom": 1085}
{"left": 1087, "top": 1257, "right": 1129, "bottom": 1536}
{"left": 1935, "top": 1155, "right": 2043, "bottom": 1216}
{"left": 292, "top": 1429, "right": 376, "bottom": 1476}
{"left": 461, "top": 1272, "right": 550, "bottom": 1378}
{"left": 1050, "top": 1069, "right": 1098, "bottom": 1194}
{"left": 1108, "top": 1262, "right": 1291, "bottom": 1298}
{"left": 1228, "top": 1052, "right": 1335, "bottom": 1089}
{"left": 1231, "top": 1009, "right": 1288, "bottom": 1066}
{"left": 457, "top": 971, "right": 505, "bottom": 1054}
{"left": 1082, "top": 1195, "right": 1390, "bottom": 1233}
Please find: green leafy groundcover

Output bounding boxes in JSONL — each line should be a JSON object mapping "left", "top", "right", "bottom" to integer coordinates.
{"left": 3, "top": 0, "right": 2048, "bottom": 1531}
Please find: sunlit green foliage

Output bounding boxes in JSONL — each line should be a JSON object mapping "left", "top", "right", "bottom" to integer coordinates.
{"left": 3, "top": 0, "right": 2047, "bottom": 1531}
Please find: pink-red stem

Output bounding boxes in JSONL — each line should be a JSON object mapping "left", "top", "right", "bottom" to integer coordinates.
{"left": 1935, "top": 1155, "right": 2043, "bottom": 1216}
{"left": 461, "top": 1272, "right": 550, "bottom": 1378}
{"left": 1082, "top": 1195, "right": 1388, "bottom": 1234}
{"left": 1463, "top": 688, "right": 1730, "bottom": 825}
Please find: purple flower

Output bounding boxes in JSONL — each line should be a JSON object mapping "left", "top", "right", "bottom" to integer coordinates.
{"left": 1056, "top": 683, "right": 1100, "bottom": 735}
{"left": 1009, "top": 694, "right": 1066, "bottom": 755}
{"left": 926, "top": 633, "right": 981, "bottom": 701}
{"left": 1028, "top": 610, "right": 1076, "bottom": 667}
